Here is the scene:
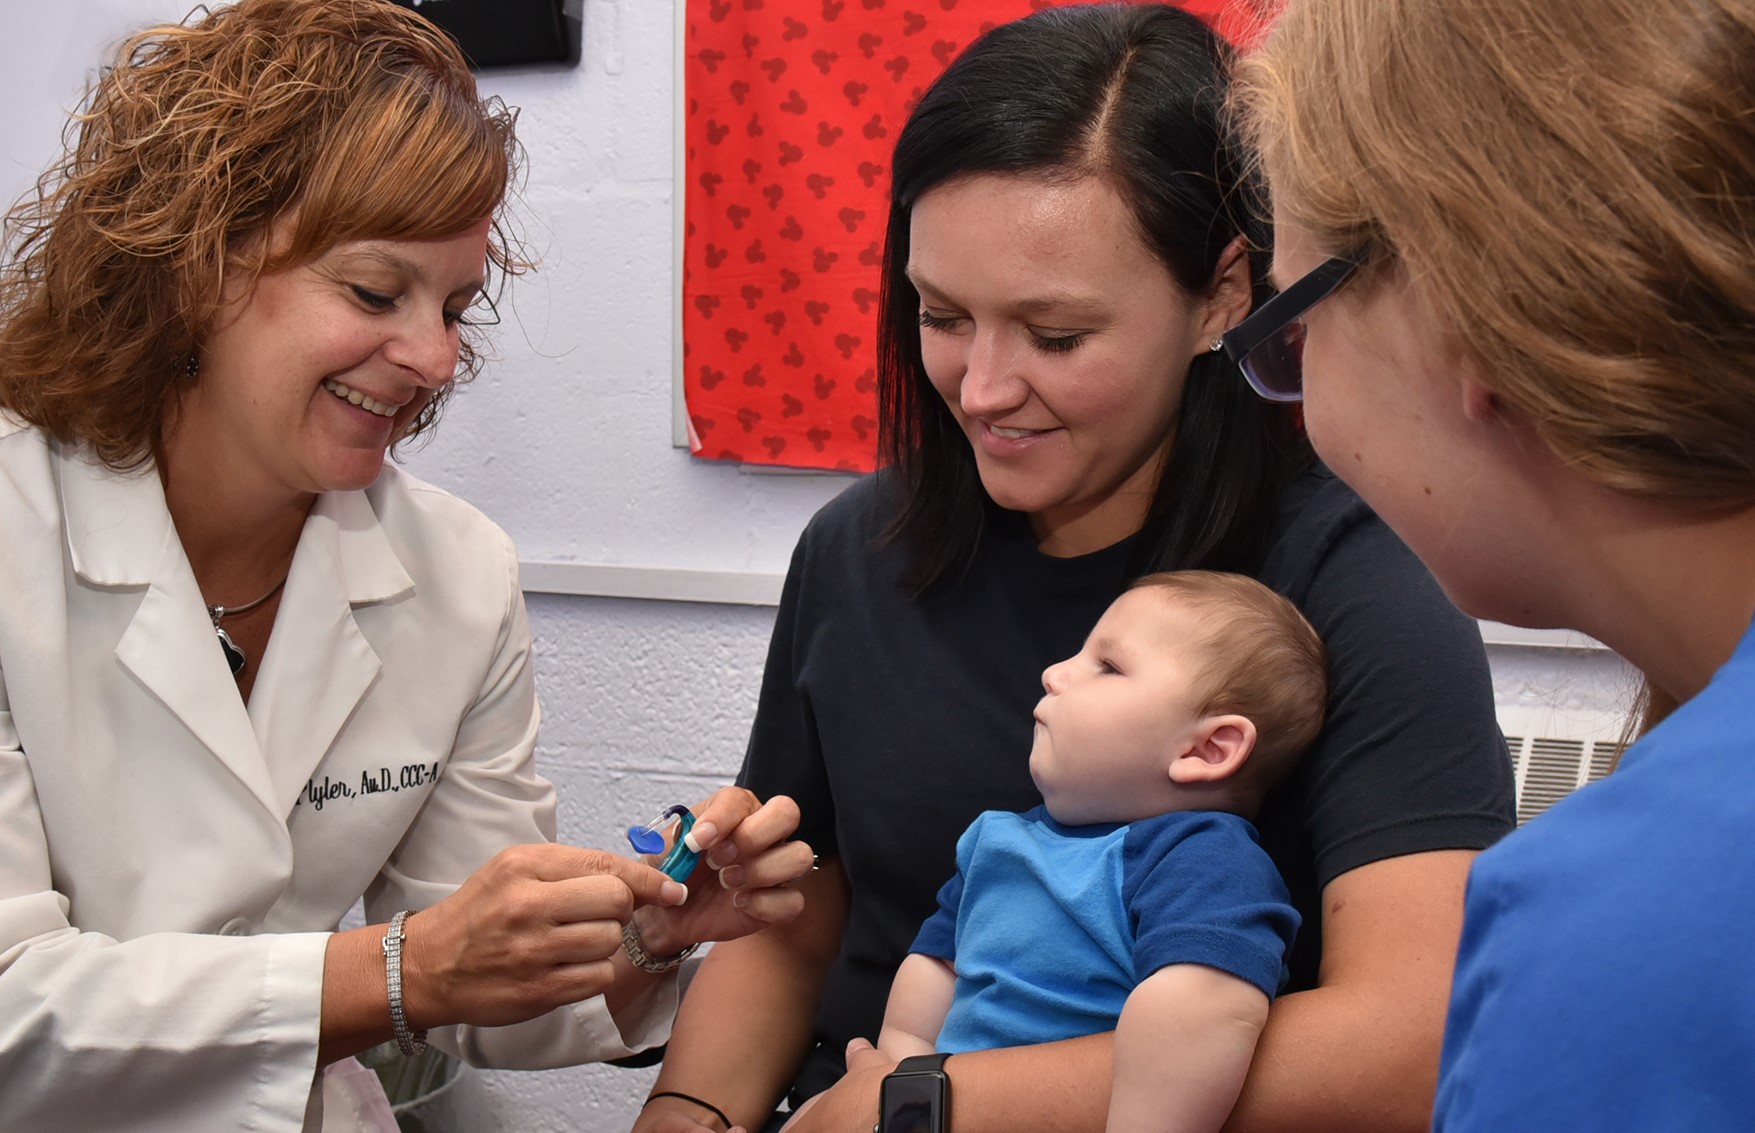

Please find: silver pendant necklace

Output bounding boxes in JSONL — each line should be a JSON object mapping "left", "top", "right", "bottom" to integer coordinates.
{"left": 206, "top": 576, "right": 287, "bottom": 678}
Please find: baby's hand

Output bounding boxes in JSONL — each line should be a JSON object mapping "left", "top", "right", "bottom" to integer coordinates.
{"left": 872, "top": 1031, "right": 938, "bottom": 1062}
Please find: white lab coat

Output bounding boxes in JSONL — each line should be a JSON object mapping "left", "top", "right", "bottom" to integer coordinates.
{"left": 0, "top": 417, "right": 676, "bottom": 1132}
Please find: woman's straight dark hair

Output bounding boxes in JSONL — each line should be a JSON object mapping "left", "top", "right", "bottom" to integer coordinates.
{"left": 877, "top": 2, "right": 1311, "bottom": 594}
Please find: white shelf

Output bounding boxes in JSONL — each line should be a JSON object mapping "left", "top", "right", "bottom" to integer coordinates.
{"left": 517, "top": 561, "right": 1611, "bottom": 650}
{"left": 1475, "top": 621, "right": 1609, "bottom": 651}
{"left": 520, "top": 561, "right": 784, "bottom": 607}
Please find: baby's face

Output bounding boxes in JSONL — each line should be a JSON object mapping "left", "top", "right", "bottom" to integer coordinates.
{"left": 1030, "top": 588, "right": 1211, "bottom": 825}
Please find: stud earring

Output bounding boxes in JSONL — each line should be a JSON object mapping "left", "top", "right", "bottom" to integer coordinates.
{"left": 185, "top": 353, "right": 200, "bottom": 379}
{"left": 1208, "top": 338, "right": 1224, "bottom": 353}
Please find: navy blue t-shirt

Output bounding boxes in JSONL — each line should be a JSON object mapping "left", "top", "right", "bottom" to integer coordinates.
{"left": 741, "top": 466, "right": 1514, "bottom": 1101}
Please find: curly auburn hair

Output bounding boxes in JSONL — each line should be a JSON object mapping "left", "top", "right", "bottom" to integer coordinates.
{"left": 0, "top": 0, "right": 527, "bottom": 470}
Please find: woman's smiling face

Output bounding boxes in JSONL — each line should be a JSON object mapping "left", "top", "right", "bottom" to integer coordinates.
{"left": 172, "top": 219, "right": 491, "bottom": 500}
{"left": 907, "top": 173, "right": 1231, "bottom": 556}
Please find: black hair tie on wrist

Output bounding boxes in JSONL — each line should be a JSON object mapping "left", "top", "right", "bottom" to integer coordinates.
{"left": 646, "top": 1090, "right": 734, "bottom": 1132}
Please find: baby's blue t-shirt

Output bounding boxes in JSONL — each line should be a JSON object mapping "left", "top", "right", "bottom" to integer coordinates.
{"left": 911, "top": 806, "right": 1298, "bottom": 1054}
{"left": 1436, "top": 616, "right": 1755, "bottom": 1132}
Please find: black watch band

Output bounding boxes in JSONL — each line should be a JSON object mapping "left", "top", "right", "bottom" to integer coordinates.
{"left": 877, "top": 1052, "right": 952, "bottom": 1133}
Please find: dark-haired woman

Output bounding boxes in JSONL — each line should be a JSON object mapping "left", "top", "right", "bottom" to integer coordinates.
{"left": 638, "top": 6, "right": 1512, "bottom": 1133}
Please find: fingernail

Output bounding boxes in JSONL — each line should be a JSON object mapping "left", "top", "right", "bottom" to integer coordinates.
{"left": 732, "top": 889, "right": 749, "bottom": 909}
{"left": 683, "top": 821, "right": 717, "bottom": 854}
{"left": 707, "top": 841, "right": 739, "bottom": 869}
{"left": 719, "top": 865, "right": 747, "bottom": 890}
{"left": 662, "top": 880, "right": 688, "bottom": 905}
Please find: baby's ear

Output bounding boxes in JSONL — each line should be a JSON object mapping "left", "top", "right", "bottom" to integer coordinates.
{"left": 1167, "top": 715, "right": 1257, "bottom": 784}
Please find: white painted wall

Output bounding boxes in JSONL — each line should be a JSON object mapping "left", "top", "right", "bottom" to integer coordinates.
{"left": 1, "top": 3, "right": 1633, "bottom": 1131}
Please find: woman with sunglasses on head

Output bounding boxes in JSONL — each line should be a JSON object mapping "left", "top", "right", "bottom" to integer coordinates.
{"left": 0, "top": 3, "right": 811, "bottom": 1129}
{"left": 1235, "top": 0, "right": 1755, "bottom": 1129}
{"left": 637, "top": 6, "right": 1513, "bottom": 1133}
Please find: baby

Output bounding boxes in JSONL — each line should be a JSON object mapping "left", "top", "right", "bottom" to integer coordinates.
{"left": 879, "top": 570, "right": 1328, "bottom": 1133}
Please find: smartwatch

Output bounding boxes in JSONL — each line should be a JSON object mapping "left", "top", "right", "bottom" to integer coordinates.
{"left": 877, "top": 1053, "right": 951, "bottom": 1133}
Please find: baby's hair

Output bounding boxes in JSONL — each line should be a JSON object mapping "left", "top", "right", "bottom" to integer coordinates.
{"left": 1128, "top": 570, "right": 1328, "bottom": 795}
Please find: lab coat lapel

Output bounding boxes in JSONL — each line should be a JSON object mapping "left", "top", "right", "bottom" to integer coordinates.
{"left": 249, "top": 488, "right": 413, "bottom": 817}
{"left": 67, "top": 456, "right": 283, "bottom": 817}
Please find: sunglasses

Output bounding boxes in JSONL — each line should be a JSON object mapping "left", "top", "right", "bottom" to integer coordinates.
{"left": 1219, "top": 256, "right": 1358, "bottom": 403}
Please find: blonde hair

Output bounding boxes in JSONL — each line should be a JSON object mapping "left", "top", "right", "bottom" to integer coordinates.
{"left": 1234, "top": 0, "right": 1755, "bottom": 507}
{"left": 1129, "top": 570, "right": 1328, "bottom": 794}
{"left": 0, "top": 0, "right": 527, "bottom": 470}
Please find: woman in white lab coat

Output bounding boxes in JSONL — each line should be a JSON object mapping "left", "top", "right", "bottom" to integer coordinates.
{"left": 0, "top": 2, "right": 811, "bottom": 1130}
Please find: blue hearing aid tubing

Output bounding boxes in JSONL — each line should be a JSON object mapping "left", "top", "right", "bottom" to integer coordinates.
{"left": 625, "top": 805, "right": 702, "bottom": 882}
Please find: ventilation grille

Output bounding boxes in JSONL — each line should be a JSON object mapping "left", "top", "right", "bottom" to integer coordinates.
{"left": 1503, "top": 730, "right": 1627, "bottom": 825}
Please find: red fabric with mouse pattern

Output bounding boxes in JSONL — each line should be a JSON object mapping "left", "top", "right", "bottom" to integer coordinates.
{"left": 682, "top": 0, "right": 1270, "bottom": 470}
